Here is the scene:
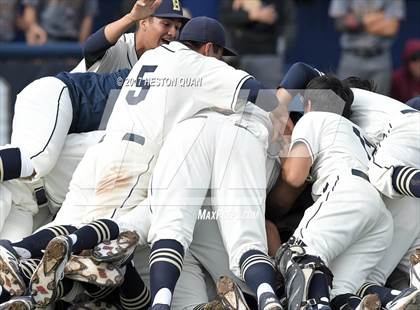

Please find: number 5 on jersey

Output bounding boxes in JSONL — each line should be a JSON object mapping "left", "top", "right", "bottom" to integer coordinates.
{"left": 126, "top": 65, "right": 158, "bottom": 105}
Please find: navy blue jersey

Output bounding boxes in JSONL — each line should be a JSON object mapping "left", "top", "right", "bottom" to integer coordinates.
{"left": 56, "top": 68, "right": 129, "bottom": 133}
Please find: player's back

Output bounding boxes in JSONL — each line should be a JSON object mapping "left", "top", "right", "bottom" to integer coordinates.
{"left": 105, "top": 41, "right": 250, "bottom": 146}
{"left": 350, "top": 88, "right": 415, "bottom": 144}
{"left": 293, "top": 111, "right": 373, "bottom": 196}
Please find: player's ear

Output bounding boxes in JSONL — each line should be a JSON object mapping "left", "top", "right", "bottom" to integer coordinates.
{"left": 139, "top": 18, "right": 149, "bottom": 31}
{"left": 203, "top": 42, "right": 212, "bottom": 56}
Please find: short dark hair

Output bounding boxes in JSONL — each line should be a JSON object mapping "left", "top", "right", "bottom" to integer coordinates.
{"left": 341, "top": 76, "right": 377, "bottom": 92}
{"left": 182, "top": 41, "right": 222, "bottom": 54}
{"left": 303, "top": 75, "right": 354, "bottom": 119}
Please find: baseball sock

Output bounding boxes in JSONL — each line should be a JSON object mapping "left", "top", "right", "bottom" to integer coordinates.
{"left": 54, "top": 278, "right": 75, "bottom": 302}
{"left": 392, "top": 166, "right": 420, "bottom": 198}
{"left": 12, "top": 225, "right": 77, "bottom": 259}
{"left": 357, "top": 283, "right": 399, "bottom": 305}
{"left": 120, "top": 261, "right": 150, "bottom": 310}
{"left": 68, "top": 219, "right": 120, "bottom": 254}
{"left": 239, "top": 250, "right": 278, "bottom": 305}
{"left": 149, "top": 239, "right": 184, "bottom": 306}
{"left": 0, "top": 147, "right": 33, "bottom": 181}
{"left": 0, "top": 285, "right": 11, "bottom": 303}
{"left": 84, "top": 283, "right": 116, "bottom": 301}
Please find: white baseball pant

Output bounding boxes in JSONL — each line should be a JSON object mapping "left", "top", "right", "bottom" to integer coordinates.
{"left": 11, "top": 77, "right": 73, "bottom": 178}
{"left": 367, "top": 196, "right": 420, "bottom": 285}
{"left": 148, "top": 112, "right": 270, "bottom": 278}
{"left": 294, "top": 173, "right": 393, "bottom": 297}
{"left": 368, "top": 112, "right": 420, "bottom": 198}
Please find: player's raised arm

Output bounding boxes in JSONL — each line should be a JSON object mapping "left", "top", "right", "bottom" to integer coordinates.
{"left": 83, "top": 0, "right": 162, "bottom": 68}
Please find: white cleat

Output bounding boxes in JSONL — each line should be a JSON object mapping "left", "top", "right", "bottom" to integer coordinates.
{"left": 386, "top": 287, "right": 420, "bottom": 310}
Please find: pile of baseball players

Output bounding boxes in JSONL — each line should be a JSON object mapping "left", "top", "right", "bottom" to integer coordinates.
{"left": 0, "top": 0, "right": 419, "bottom": 309}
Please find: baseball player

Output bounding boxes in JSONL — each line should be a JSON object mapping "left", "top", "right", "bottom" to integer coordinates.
{"left": 73, "top": 0, "right": 188, "bottom": 73}
{"left": 274, "top": 64, "right": 420, "bottom": 309}
{"left": 271, "top": 75, "right": 394, "bottom": 310}
{"left": 147, "top": 89, "right": 283, "bottom": 309}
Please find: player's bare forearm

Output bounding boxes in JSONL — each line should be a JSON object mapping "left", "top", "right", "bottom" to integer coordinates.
{"left": 79, "top": 16, "right": 94, "bottom": 43}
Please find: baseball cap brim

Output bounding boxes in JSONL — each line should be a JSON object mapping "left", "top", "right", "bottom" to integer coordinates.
{"left": 153, "top": 13, "right": 190, "bottom": 22}
{"left": 222, "top": 46, "right": 237, "bottom": 56}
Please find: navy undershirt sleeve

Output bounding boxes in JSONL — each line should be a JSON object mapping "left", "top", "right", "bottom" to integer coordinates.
{"left": 83, "top": 26, "right": 113, "bottom": 69}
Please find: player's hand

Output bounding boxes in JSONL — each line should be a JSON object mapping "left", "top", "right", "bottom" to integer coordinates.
{"left": 128, "top": 0, "right": 162, "bottom": 22}
{"left": 26, "top": 23, "right": 47, "bottom": 45}
{"left": 269, "top": 105, "right": 290, "bottom": 144}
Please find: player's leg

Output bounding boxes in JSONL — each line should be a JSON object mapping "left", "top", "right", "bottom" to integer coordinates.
{"left": 211, "top": 120, "right": 281, "bottom": 309}
{"left": 190, "top": 212, "right": 254, "bottom": 297}
{"left": 0, "top": 208, "right": 33, "bottom": 242}
{"left": 367, "top": 196, "right": 420, "bottom": 286}
{"left": 148, "top": 117, "right": 214, "bottom": 308}
{"left": 1, "top": 77, "right": 73, "bottom": 182}
{"left": 276, "top": 176, "right": 392, "bottom": 310}
{"left": 118, "top": 261, "right": 151, "bottom": 310}
{"left": 0, "top": 178, "right": 46, "bottom": 239}
{"left": 29, "top": 219, "right": 121, "bottom": 307}
{"left": 368, "top": 112, "right": 420, "bottom": 199}
{"left": 43, "top": 130, "right": 106, "bottom": 211}
{"left": 0, "top": 185, "right": 12, "bottom": 237}
{"left": 81, "top": 138, "right": 156, "bottom": 222}
{"left": 171, "top": 251, "right": 212, "bottom": 310}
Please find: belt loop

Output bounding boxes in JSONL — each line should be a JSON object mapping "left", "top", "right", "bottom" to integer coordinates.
{"left": 34, "top": 186, "right": 48, "bottom": 207}
{"left": 351, "top": 169, "right": 369, "bottom": 182}
{"left": 122, "top": 133, "right": 145, "bottom": 145}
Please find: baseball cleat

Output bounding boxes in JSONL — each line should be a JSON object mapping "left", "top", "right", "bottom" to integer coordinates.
{"left": 93, "top": 231, "right": 139, "bottom": 264}
{"left": 29, "top": 236, "right": 72, "bottom": 307}
{"left": 386, "top": 287, "right": 420, "bottom": 310}
{"left": 0, "top": 241, "right": 26, "bottom": 296}
{"left": 410, "top": 249, "right": 420, "bottom": 290}
{"left": 64, "top": 254, "right": 124, "bottom": 287}
{"left": 355, "top": 294, "right": 381, "bottom": 310}
{"left": 69, "top": 300, "right": 122, "bottom": 310}
{"left": 0, "top": 295, "right": 34, "bottom": 310}
{"left": 216, "top": 276, "right": 250, "bottom": 310}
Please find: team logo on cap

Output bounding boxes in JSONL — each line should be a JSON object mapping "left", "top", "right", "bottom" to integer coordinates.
{"left": 172, "top": 0, "right": 181, "bottom": 11}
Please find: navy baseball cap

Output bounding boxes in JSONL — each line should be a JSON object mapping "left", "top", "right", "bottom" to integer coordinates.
{"left": 153, "top": 0, "right": 189, "bottom": 22}
{"left": 179, "top": 16, "right": 237, "bottom": 56}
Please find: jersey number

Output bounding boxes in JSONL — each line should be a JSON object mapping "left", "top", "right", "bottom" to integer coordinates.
{"left": 126, "top": 65, "right": 158, "bottom": 105}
